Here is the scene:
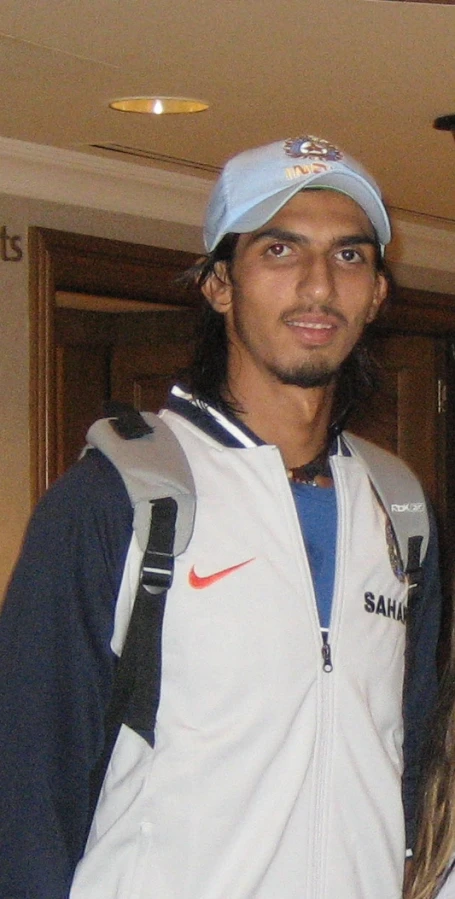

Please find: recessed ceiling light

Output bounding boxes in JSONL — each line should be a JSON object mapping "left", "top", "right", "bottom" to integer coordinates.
{"left": 109, "top": 96, "right": 209, "bottom": 115}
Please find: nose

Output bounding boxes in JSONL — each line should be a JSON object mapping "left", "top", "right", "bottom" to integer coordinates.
{"left": 297, "top": 254, "right": 334, "bottom": 303}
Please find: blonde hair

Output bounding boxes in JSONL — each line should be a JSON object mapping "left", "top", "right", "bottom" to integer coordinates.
{"left": 405, "top": 662, "right": 455, "bottom": 899}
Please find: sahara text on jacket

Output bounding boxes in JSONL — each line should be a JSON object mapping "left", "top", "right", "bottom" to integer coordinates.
{"left": 364, "top": 592, "right": 407, "bottom": 623}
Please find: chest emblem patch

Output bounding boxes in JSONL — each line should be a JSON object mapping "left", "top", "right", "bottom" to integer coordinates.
{"left": 385, "top": 518, "right": 406, "bottom": 583}
{"left": 188, "top": 558, "right": 255, "bottom": 589}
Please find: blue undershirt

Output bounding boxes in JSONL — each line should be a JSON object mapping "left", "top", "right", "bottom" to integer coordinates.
{"left": 290, "top": 482, "right": 337, "bottom": 630}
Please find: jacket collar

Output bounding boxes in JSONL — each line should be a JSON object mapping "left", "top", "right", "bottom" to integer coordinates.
{"left": 166, "top": 383, "right": 349, "bottom": 457}
{"left": 166, "top": 384, "right": 263, "bottom": 448}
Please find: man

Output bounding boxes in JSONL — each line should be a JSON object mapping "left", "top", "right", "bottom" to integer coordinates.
{"left": 0, "top": 135, "right": 441, "bottom": 898}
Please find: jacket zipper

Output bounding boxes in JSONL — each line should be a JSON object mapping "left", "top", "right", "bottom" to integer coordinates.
{"left": 311, "top": 459, "right": 344, "bottom": 897}
{"left": 321, "top": 629, "right": 333, "bottom": 672}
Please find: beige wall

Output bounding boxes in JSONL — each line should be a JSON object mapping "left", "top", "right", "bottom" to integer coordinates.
{"left": 0, "top": 193, "right": 202, "bottom": 596}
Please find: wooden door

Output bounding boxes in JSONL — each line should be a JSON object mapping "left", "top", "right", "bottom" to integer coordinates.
{"left": 347, "top": 333, "right": 446, "bottom": 516}
{"left": 29, "top": 227, "right": 200, "bottom": 500}
{"left": 54, "top": 296, "right": 198, "bottom": 474}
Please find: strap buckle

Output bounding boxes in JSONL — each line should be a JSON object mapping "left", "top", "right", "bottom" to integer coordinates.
{"left": 141, "top": 548, "right": 175, "bottom": 591}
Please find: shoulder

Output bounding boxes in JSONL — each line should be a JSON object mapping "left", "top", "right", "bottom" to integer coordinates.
{"left": 10, "top": 450, "right": 133, "bottom": 604}
{"left": 341, "top": 431, "right": 431, "bottom": 568}
{"left": 32, "top": 449, "right": 132, "bottom": 535}
{"left": 43, "top": 447, "right": 131, "bottom": 507}
{"left": 341, "top": 431, "right": 418, "bottom": 478}
{"left": 341, "top": 431, "right": 428, "bottom": 527}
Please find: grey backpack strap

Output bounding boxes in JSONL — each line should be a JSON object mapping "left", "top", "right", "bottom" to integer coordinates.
{"left": 86, "top": 408, "right": 195, "bottom": 557}
{"left": 342, "top": 432, "right": 429, "bottom": 594}
{"left": 84, "top": 406, "right": 196, "bottom": 834}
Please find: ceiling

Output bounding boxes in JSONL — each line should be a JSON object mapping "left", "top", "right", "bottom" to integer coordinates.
{"left": 0, "top": 0, "right": 454, "bottom": 235}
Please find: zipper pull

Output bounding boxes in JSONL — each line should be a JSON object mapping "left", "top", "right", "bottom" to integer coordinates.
{"left": 321, "top": 632, "right": 333, "bottom": 673}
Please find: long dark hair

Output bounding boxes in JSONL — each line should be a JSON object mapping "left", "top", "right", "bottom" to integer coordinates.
{"left": 181, "top": 231, "right": 394, "bottom": 427}
{"left": 180, "top": 233, "right": 238, "bottom": 411}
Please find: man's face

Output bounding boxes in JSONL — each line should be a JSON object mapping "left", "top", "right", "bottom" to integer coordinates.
{"left": 203, "top": 190, "right": 388, "bottom": 393}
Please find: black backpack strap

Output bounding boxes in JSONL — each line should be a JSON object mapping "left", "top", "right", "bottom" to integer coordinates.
{"left": 87, "top": 494, "right": 177, "bottom": 834}
{"left": 123, "top": 495, "right": 177, "bottom": 734}
{"left": 406, "top": 534, "right": 425, "bottom": 601}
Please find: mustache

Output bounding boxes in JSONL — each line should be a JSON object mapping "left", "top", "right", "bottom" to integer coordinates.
{"left": 281, "top": 303, "right": 348, "bottom": 327}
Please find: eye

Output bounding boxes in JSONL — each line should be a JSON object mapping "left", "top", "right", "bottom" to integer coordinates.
{"left": 336, "top": 247, "right": 365, "bottom": 264}
{"left": 266, "top": 242, "right": 293, "bottom": 258}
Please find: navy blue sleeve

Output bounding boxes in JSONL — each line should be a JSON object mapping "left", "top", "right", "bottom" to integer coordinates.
{"left": 402, "top": 505, "right": 442, "bottom": 851}
{"left": 0, "top": 450, "right": 132, "bottom": 899}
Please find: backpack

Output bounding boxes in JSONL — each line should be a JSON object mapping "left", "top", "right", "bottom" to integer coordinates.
{"left": 84, "top": 404, "right": 429, "bottom": 824}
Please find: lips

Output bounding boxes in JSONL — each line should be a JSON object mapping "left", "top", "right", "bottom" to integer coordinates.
{"left": 285, "top": 314, "right": 340, "bottom": 346}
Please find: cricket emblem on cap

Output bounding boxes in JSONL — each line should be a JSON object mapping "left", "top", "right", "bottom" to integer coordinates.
{"left": 284, "top": 136, "right": 342, "bottom": 162}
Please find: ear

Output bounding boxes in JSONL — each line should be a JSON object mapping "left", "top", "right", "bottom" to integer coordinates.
{"left": 366, "top": 272, "right": 388, "bottom": 324}
{"left": 201, "top": 262, "right": 233, "bottom": 314}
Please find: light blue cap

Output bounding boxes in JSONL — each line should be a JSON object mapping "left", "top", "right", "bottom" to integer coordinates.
{"left": 204, "top": 135, "right": 391, "bottom": 252}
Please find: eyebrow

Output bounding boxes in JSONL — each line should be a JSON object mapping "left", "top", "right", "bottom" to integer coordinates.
{"left": 246, "top": 226, "right": 377, "bottom": 250}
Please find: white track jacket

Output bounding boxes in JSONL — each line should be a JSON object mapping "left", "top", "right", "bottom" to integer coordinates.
{"left": 70, "top": 404, "right": 427, "bottom": 899}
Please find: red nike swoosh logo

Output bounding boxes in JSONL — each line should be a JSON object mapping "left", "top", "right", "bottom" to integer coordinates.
{"left": 188, "top": 558, "right": 255, "bottom": 589}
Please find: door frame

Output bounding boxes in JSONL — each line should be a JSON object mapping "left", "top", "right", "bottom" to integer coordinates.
{"left": 28, "top": 227, "right": 199, "bottom": 502}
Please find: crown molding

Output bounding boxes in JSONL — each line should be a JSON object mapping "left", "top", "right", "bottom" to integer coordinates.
{"left": 391, "top": 214, "right": 455, "bottom": 267}
{"left": 388, "top": 213, "right": 455, "bottom": 294}
{"left": 0, "top": 136, "right": 453, "bottom": 293}
{"left": 0, "top": 135, "right": 211, "bottom": 226}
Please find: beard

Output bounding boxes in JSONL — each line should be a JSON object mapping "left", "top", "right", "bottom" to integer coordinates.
{"left": 267, "top": 358, "right": 339, "bottom": 389}
{"left": 227, "top": 287, "right": 353, "bottom": 392}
